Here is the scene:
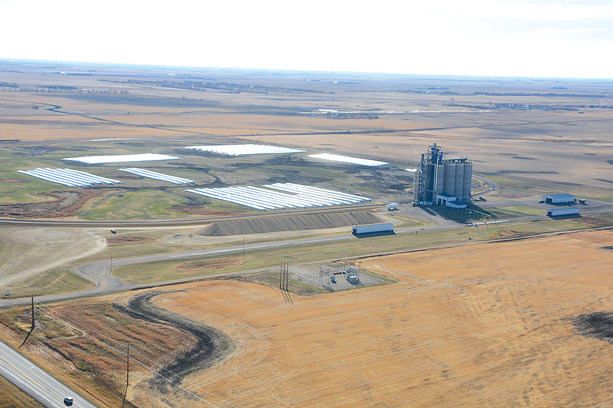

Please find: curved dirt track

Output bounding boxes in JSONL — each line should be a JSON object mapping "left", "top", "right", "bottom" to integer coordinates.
{"left": 114, "top": 290, "right": 233, "bottom": 392}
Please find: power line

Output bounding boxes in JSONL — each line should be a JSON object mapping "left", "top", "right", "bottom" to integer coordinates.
{"left": 34, "top": 302, "right": 237, "bottom": 408}
{"left": 36, "top": 306, "right": 218, "bottom": 406}
{"left": 34, "top": 301, "right": 196, "bottom": 381}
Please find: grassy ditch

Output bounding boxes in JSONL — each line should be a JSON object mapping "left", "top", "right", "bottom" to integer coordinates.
{"left": 0, "top": 375, "right": 43, "bottom": 408}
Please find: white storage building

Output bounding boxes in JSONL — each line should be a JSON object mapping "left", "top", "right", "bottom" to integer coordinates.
{"left": 543, "top": 194, "right": 575, "bottom": 204}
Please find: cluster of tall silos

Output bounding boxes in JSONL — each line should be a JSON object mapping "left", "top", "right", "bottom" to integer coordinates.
{"left": 413, "top": 143, "right": 472, "bottom": 205}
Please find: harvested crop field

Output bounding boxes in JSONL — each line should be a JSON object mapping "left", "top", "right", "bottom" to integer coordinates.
{"left": 196, "top": 210, "right": 385, "bottom": 236}
{"left": 142, "top": 229, "right": 613, "bottom": 407}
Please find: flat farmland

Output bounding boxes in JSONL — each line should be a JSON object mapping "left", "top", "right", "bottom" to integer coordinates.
{"left": 1, "top": 60, "right": 613, "bottom": 407}
{"left": 133, "top": 229, "right": 613, "bottom": 407}
{"left": 2, "top": 61, "right": 613, "bottom": 210}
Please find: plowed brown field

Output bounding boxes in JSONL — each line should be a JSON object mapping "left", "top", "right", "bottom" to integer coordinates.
{"left": 147, "top": 230, "right": 613, "bottom": 407}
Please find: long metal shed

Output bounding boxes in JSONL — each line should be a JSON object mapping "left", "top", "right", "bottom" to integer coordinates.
{"left": 543, "top": 193, "right": 575, "bottom": 204}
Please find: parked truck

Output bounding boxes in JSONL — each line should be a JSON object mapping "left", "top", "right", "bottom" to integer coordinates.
{"left": 547, "top": 207, "right": 580, "bottom": 217}
{"left": 386, "top": 203, "right": 398, "bottom": 211}
{"left": 352, "top": 223, "right": 394, "bottom": 235}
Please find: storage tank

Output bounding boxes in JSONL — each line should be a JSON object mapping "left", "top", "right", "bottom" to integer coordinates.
{"left": 424, "top": 162, "right": 436, "bottom": 201}
{"left": 455, "top": 164, "right": 464, "bottom": 202}
{"left": 435, "top": 164, "right": 445, "bottom": 194}
{"left": 443, "top": 163, "right": 456, "bottom": 197}
{"left": 462, "top": 162, "right": 473, "bottom": 202}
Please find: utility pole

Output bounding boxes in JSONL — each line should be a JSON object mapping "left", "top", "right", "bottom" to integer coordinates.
{"left": 285, "top": 261, "right": 289, "bottom": 292}
{"left": 31, "top": 294, "right": 35, "bottom": 330}
{"left": 122, "top": 343, "right": 129, "bottom": 408}
{"left": 110, "top": 254, "right": 113, "bottom": 271}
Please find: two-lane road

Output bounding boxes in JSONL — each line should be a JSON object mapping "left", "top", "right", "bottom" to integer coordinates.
{"left": 0, "top": 340, "right": 98, "bottom": 407}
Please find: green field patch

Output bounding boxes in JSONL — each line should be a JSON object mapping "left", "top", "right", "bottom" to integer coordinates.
{"left": 113, "top": 258, "right": 232, "bottom": 283}
{"left": 90, "top": 243, "right": 173, "bottom": 262}
{"left": 175, "top": 257, "right": 246, "bottom": 271}
{"left": 385, "top": 213, "right": 430, "bottom": 229}
{"left": 3, "top": 268, "right": 93, "bottom": 299}
{"left": 202, "top": 197, "right": 260, "bottom": 212}
{"left": 498, "top": 206, "right": 546, "bottom": 215}
{"left": 0, "top": 172, "right": 71, "bottom": 203}
{"left": 485, "top": 208, "right": 523, "bottom": 219}
{"left": 79, "top": 189, "right": 189, "bottom": 220}
{"left": 352, "top": 186, "right": 379, "bottom": 193}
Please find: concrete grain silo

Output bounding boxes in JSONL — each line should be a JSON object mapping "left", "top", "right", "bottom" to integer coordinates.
{"left": 413, "top": 144, "right": 472, "bottom": 207}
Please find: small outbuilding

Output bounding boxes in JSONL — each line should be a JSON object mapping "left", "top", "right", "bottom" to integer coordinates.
{"left": 435, "top": 193, "right": 467, "bottom": 209}
{"left": 543, "top": 193, "right": 575, "bottom": 204}
{"left": 447, "top": 201, "right": 467, "bottom": 209}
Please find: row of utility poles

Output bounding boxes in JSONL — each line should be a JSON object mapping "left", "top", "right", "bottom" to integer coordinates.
{"left": 279, "top": 261, "right": 292, "bottom": 304}
{"left": 25, "top": 294, "right": 132, "bottom": 407}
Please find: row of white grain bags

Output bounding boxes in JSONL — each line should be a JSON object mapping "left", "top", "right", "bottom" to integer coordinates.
{"left": 118, "top": 168, "right": 195, "bottom": 185}
{"left": 17, "top": 168, "right": 121, "bottom": 188}
{"left": 187, "top": 186, "right": 324, "bottom": 210}
{"left": 186, "top": 183, "right": 370, "bottom": 211}
{"left": 188, "top": 186, "right": 312, "bottom": 210}
{"left": 265, "top": 183, "right": 370, "bottom": 204}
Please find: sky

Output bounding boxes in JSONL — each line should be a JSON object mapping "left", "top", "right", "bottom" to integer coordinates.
{"left": 1, "top": 0, "right": 612, "bottom": 78}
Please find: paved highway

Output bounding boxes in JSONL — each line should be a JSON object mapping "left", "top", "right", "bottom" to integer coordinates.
{"left": 0, "top": 340, "right": 98, "bottom": 407}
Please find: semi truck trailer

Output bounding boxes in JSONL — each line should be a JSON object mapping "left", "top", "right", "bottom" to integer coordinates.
{"left": 352, "top": 223, "right": 394, "bottom": 235}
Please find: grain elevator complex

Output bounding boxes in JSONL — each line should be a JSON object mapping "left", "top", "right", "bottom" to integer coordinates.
{"left": 413, "top": 143, "right": 473, "bottom": 208}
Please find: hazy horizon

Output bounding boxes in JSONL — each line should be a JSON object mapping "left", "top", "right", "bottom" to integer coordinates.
{"left": 3, "top": 57, "right": 613, "bottom": 82}
{"left": 1, "top": 0, "right": 612, "bottom": 80}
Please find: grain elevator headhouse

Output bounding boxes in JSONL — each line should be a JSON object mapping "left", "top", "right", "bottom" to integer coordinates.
{"left": 413, "top": 143, "right": 472, "bottom": 208}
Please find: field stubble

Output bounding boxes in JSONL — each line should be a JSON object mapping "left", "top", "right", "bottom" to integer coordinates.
{"left": 147, "top": 229, "right": 613, "bottom": 407}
